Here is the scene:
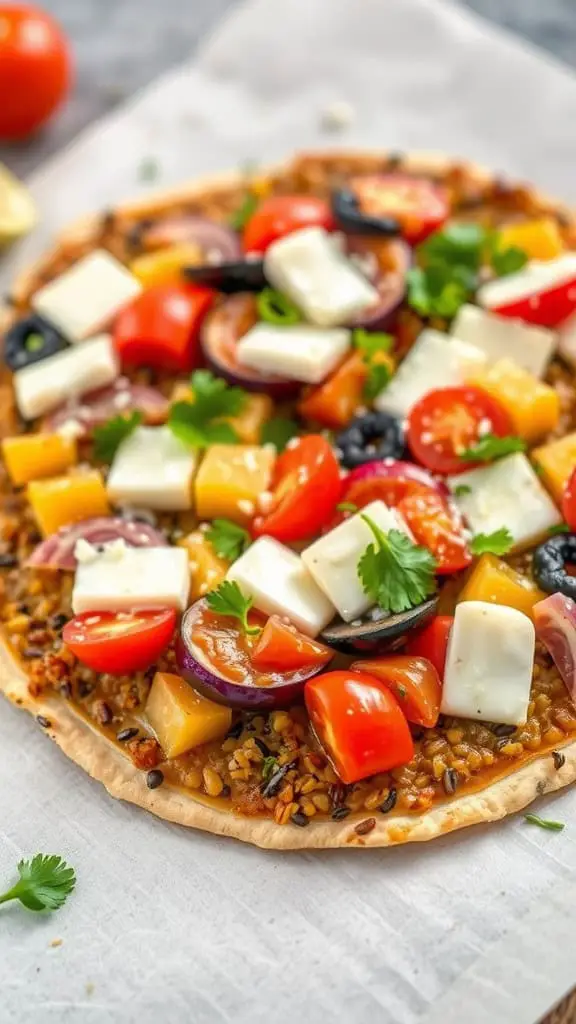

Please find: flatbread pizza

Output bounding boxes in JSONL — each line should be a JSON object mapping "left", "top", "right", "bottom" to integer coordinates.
{"left": 2, "top": 150, "right": 576, "bottom": 849}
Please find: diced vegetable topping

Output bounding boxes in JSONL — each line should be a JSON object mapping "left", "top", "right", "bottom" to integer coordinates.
{"left": 145, "top": 671, "right": 232, "bottom": 758}
{"left": 534, "top": 593, "right": 576, "bottom": 704}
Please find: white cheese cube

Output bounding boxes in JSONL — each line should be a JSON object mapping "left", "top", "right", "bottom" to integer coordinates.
{"left": 236, "top": 323, "right": 351, "bottom": 384}
{"left": 14, "top": 335, "right": 119, "bottom": 420}
{"left": 72, "top": 544, "right": 190, "bottom": 614}
{"left": 264, "top": 226, "right": 379, "bottom": 327}
{"left": 373, "top": 328, "right": 487, "bottom": 418}
{"left": 447, "top": 452, "right": 561, "bottom": 552}
{"left": 441, "top": 601, "right": 535, "bottom": 725}
{"left": 226, "top": 537, "right": 335, "bottom": 637}
{"left": 451, "top": 304, "right": 556, "bottom": 379}
{"left": 32, "top": 250, "right": 142, "bottom": 342}
{"left": 301, "top": 500, "right": 411, "bottom": 623}
{"left": 478, "top": 254, "right": 576, "bottom": 312}
{"left": 107, "top": 426, "right": 198, "bottom": 511}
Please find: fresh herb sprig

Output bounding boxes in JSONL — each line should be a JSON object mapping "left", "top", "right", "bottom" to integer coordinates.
{"left": 470, "top": 528, "right": 514, "bottom": 557}
{"left": 168, "top": 370, "right": 247, "bottom": 448}
{"left": 353, "top": 328, "right": 393, "bottom": 402}
{"left": 206, "top": 580, "right": 260, "bottom": 635}
{"left": 0, "top": 855, "right": 76, "bottom": 913}
{"left": 524, "top": 813, "right": 565, "bottom": 833}
{"left": 260, "top": 417, "right": 299, "bottom": 452}
{"left": 206, "top": 519, "right": 251, "bottom": 562}
{"left": 93, "top": 411, "right": 142, "bottom": 462}
{"left": 257, "top": 288, "right": 301, "bottom": 326}
{"left": 459, "top": 433, "right": 526, "bottom": 463}
{"left": 357, "top": 514, "right": 437, "bottom": 614}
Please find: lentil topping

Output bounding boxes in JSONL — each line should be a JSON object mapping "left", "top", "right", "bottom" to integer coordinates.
{"left": 2, "top": 151, "right": 576, "bottom": 842}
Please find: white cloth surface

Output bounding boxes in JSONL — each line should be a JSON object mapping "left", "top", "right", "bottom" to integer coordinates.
{"left": 2, "top": 0, "right": 576, "bottom": 1021}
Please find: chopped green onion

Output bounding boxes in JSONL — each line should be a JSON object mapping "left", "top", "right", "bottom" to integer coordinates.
{"left": 257, "top": 288, "right": 302, "bottom": 326}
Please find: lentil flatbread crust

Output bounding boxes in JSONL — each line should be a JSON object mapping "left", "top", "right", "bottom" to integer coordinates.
{"left": 2, "top": 150, "right": 576, "bottom": 850}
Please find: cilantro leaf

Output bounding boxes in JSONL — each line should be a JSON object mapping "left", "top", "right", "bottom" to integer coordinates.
{"left": 364, "top": 360, "right": 391, "bottom": 401}
{"left": 229, "top": 192, "right": 259, "bottom": 231}
{"left": 420, "top": 222, "right": 487, "bottom": 270}
{"left": 459, "top": 433, "right": 526, "bottom": 463}
{"left": 261, "top": 756, "right": 278, "bottom": 781}
{"left": 407, "top": 265, "right": 470, "bottom": 319}
{"left": 206, "top": 519, "right": 251, "bottom": 561}
{"left": 352, "top": 328, "right": 393, "bottom": 358}
{"left": 453, "top": 484, "right": 471, "bottom": 497}
{"left": 93, "top": 411, "right": 142, "bottom": 462}
{"left": 357, "top": 515, "right": 437, "bottom": 614}
{"left": 490, "top": 244, "right": 528, "bottom": 277}
{"left": 167, "top": 371, "right": 246, "bottom": 448}
{"left": 352, "top": 328, "right": 394, "bottom": 401}
{"left": 0, "top": 854, "right": 76, "bottom": 913}
{"left": 470, "top": 528, "right": 514, "bottom": 556}
{"left": 337, "top": 501, "right": 359, "bottom": 514}
{"left": 524, "top": 814, "right": 565, "bottom": 833}
{"left": 260, "top": 417, "right": 299, "bottom": 452}
{"left": 205, "top": 580, "right": 260, "bottom": 635}
{"left": 549, "top": 523, "right": 570, "bottom": 536}
{"left": 257, "top": 288, "right": 302, "bottom": 325}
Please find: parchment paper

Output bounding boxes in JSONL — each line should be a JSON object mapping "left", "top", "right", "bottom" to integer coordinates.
{"left": 2, "top": 1, "right": 576, "bottom": 1021}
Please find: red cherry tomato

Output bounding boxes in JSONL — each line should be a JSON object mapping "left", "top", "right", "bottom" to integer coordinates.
{"left": 342, "top": 459, "right": 443, "bottom": 511}
{"left": 349, "top": 173, "right": 449, "bottom": 245}
{"left": 480, "top": 258, "right": 576, "bottom": 328}
{"left": 351, "top": 655, "right": 442, "bottom": 728}
{"left": 405, "top": 615, "right": 453, "bottom": 680}
{"left": 0, "top": 5, "right": 72, "bottom": 140}
{"left": 562, "top": 467, "right": 576, "bottom": 531}
{"left": 113, "top": 284, "right": 215, "bottom": 372}
{"left": 253, "top": 435, "right": 342, "bottom": 543}
{"left": 305, "top": 670, "right": 414, "bottom": 784}
{"left": 251, "top": 616, "right": 332, "bottom": 672}
{"left": 243, "top": 195, "right": 335, "bottom": 254}
{"left": 398, "top": 491, "right": 472, "bottom": 575}
{"left": 406, "top": 386, "right": 513, "bottom": 476}
{"left": 63, "top": 608, "right": 176, "bottom": 675}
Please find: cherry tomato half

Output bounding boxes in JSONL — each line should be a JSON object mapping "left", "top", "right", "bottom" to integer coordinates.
{"left": 562, "top": 467, "right": 576, "bottom": 532}
{"left": 0, "top": 5, "right": 72, "bottom": 140}
{"left": 305, "top": 670, "right": 414, "bottom": 784}
{"left": 405, "top": 615, "right": 453, "bottom": 680}
{"left": 350, "top": 173, "right": 449, "bottom": 245}
{"left": 251, "top": 616, "right": 332, "bottom": 672}
{"left": 253, "top": 435, "right": 342, "bottom": 543}
{"left": 398, "top": 491, "right": 472, "bottom": 575}
{"left": 242, "top": 195, "right": 335, "bottom": 254}
{"left": 342, "top": 459, "right": 443, "bottom": 510}
{"left": 113, "top": 284, "right": 215, "bottom": 372}
{"left": 406, "top": 386, "right": 513, "bottom": 476}
{"left": 351, "top": 655, "right": 442, "bottom": 728}
{"left": 63, "top": 608, "right": 176, "bottom": 675}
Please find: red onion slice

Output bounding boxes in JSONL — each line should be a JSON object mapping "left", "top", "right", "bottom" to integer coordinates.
{"left": 342, "top": 459, "right": 447, "bottom": 508}
{"left": 141, "top": 216, "right": 241, "bottom": 263}
{"left": 27, "top": 517, "right": 168, "bottom": 571}
{"left": 534, "top": 593, "right": 576, "bottom": 704}
{"left": 43, "top": 380, "right": 169, "bottom": 438}
{"left": 200, "top": 293, "right": 299, "bottom": 398}
{"left": 347, "top": 237, "right": 411, "bottom": 331}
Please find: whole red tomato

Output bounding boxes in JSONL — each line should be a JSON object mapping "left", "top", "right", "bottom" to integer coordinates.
{"left": 0, "top": 5, "right": 72, "bottom": 140}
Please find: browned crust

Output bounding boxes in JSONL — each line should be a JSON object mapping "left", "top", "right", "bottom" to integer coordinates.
{"left": 2, "top": 149, "right": 576, "bottom": 850}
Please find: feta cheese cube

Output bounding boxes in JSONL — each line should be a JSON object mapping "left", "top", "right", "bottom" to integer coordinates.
{"left": 72, "top": 544, "right": 190, "bottom": 614}
{"left": 226, "top": 537, "right": 335, "bottom": 637}
{"left": 236, "top": 323, "right": 351, "bottom": 384}
{"left": 107, "top": 426, "right": 198, "bottom": 511}
{"left": 32, "top": 250, "right": 142, "bottom": 342}
{"left": 264, "top": 226, "right": 379, "bottom": 327}
{"left": 14, "top": 335, "right": 119, "bottom": 420}
{"left": 441, "top": 601, "right": 535, "bottom": 725}
{"left": 447, "top": 452, "right": 561, "bottom": 552}
{"left": 451, "top": 304, "right": 556, "bottom": 378}
{"left": 301, "top": 500, "right": 411, "bottom": 623}
{"left": 374, "top": 328, "right": 487, "bottom": 418}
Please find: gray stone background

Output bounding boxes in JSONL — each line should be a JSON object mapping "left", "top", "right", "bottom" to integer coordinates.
{"left": 0, "top": 0, "right": 575, "bottom": 178}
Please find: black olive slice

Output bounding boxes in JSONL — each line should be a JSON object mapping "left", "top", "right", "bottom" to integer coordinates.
{"left": 3, "top": 315, "right": 68, "bottom": 372}
{"left": 332, "top": 188, "right": 402, "bottom": 238}
{"left": 183, "top": 258, "right": 266, "bottom": 294}
{"left": 321, "top": 598, "right": 438, "bottom": 655}
{"left": 533, "top": 533, "right": 576, "bottom": 600}
{"left": 336, "top": 411, "right": 405, "bottom": 469}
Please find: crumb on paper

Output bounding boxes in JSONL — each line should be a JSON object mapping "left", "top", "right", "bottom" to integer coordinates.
{"left": 86, "top": 983, "right": 95, "bottom": 997}
{"left": 49, "top": 938, "right": 63, "bottom": 948}
{"left": 320, "top": 100, "right": 355, "bottom": 132}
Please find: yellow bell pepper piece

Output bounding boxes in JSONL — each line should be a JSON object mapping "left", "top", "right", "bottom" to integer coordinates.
{"left": 498, "top": 217, "right": 564, "bottom": 263}
{"left": 27, "top": 470, "right": 110, "bottom": 537}
{"left": 129, "top": 243, "right": 204, "bottom": 287}
{"left": 532, "top": 431, "right": 576, "bottom": 502}
{"left": 195, "top": 444, "right": 275, "bottom": 525}
{"left": 469, "top": 359, "right": 560, "bottom": 443}
{"left": 145, "top": 671, "right": 232, "bottom": 758}
{"left": 459, "top": 554, "right": 545, "bottom": 620}
{"left": 2, "top": 432, "right": 77, "bottom": 486}
{"left": 178, "top": 529, "right": 229, "bottom": 601}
